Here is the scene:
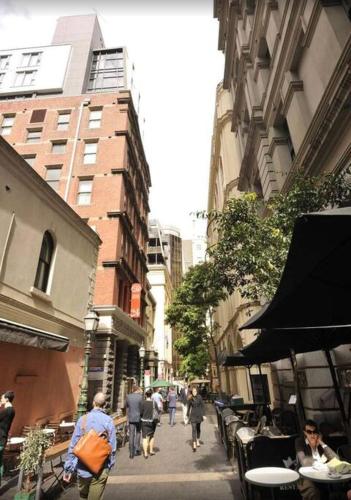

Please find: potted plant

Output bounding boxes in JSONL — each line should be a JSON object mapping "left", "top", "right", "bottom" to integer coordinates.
{"left": 15, "top": 429, "right": 51, "bottom": 500}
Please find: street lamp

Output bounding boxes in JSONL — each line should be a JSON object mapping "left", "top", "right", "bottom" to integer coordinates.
{"left": 139, "top": 342, "right": 146, "bottom": 391}
{"left": 77, "top": 309, "right": 99, "bottom": 419}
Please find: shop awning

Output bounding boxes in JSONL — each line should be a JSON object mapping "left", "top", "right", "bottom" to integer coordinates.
{"left": 240, "top": 207, "right": 351, "bottom": 331}
{"left": 0, "top": 318, "right": 70, "bottom": 352}
{"left": 223, "top": 327, "right": 351, "bottom": 367}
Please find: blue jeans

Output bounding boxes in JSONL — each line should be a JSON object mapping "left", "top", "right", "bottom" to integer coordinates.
{"left": 169, "top": 407, "right": 176, "bottom": 425}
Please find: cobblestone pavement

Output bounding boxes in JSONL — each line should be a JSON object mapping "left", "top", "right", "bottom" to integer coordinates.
{"left": 59, "top": 404, "right": 240, "bottom": 500}
{"left": 1, "top": 404, "right": 241, "bottom": 500}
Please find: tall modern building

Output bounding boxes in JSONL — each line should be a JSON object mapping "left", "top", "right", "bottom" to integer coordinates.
{"left": 147, "top": 220, "right": 183, "bottom": 379}
{"left": 0, "top": 15, "right": 152, "bottom": 411}
{"left": 213, "top": 0, "right": 351, "bottom": 421}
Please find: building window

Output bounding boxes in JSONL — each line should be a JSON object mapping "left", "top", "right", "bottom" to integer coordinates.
{"left": 89, "top": 109, "right": 102, "bottom": 129}
{"left": 0, "top": 73, "right": 5, "bottom": 87}
{"left": 88, "top": 49, "right": 124, "bottom": 93}
{"left": 51, "top": 141, "right": 67, "bottom": 154}
{"left": 14, "top": 70, "right": 37, "bottom": 87}
{"left": 21, "top": 52, "right": 42, "bottom": 67}
{"left": 0, "top": 55, "right": 10, "bottom": 70}
{"left": 26, "top": 128, "right": 42, "bottom": 143}
{"left": 77, "top": 179, "right": 93, "bottom": 205}
{"left": 57, "top": 112, "right": 70, "bottom": 131}
{"left": 34, "top": 231, "right": 54, "bottom": 293}
{"left": 83, "top": 141, "right": 98, "bottom": 164}
{"left": 0, "top": 114, "right": 15, "bottom": 136}
{"left": 30, "top": 109, "right": 46, "bottom": 123}
{"left": 46, "top": 166, "right": 61, "bottom": 191}
{"left": 22, "top": 155, "right": 36, "bottom": 167}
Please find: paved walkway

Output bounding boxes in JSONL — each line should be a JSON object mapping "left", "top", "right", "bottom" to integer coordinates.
{"left": 59, "top": 404, "right": 240, "bottom": 500}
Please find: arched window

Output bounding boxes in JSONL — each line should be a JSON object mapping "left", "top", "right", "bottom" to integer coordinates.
{"left": 34, "top": 231, "right": 54, "bottom": 292}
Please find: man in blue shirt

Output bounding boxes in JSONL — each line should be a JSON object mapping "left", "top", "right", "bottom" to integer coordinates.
{"left": 63, "top": 392, "right": 116, "bottom": 499}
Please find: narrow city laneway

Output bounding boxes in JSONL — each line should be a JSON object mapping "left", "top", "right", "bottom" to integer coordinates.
{"left": 60, "top": 404, "right": 240, "bottom": 500}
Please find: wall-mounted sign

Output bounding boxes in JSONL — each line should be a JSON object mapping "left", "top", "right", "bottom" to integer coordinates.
{"left": 130, "top": 283, "right": 142, "bottom": 319}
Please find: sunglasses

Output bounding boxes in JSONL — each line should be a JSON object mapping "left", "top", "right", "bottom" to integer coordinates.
{"left": 305, "top": 429, "right": 319, "bottom": 435}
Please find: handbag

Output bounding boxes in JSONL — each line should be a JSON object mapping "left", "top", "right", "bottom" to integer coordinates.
{"left": 73, "top": 415, "right": 112, "bottom": 475}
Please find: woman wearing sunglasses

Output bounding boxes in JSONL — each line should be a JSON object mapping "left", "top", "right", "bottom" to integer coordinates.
{"left": 295, "top": 419, "right": 347, "bottom": 499}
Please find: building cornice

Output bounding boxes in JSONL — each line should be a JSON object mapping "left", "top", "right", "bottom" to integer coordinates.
{"left": 94, "top": 304, "right": 146, "bottom": 345}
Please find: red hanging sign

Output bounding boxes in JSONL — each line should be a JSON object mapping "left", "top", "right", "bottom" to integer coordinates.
{"left": 130, "top": 283, "right": 142, "bottom": 319}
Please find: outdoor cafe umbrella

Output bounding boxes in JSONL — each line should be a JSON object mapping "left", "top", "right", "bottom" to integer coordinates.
{"left": 240, "top": 207, "right": 351, "bottom": 331}
{"left": 237, "top": 207, "right": 351, "bottom": 438}
{"left": 223, "top": 327, "right": 351, "bottom": 431}
{"left": 149, "top": 379, "right": 172, "bottom": 388}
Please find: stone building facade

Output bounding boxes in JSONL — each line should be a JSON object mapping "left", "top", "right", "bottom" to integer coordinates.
{"left": 0, "top": 15, "right": 152, "bottom": 411}
{"left": 0, "top": 136, "right": 100, "bottom": 434}
{"left": 213, "top": 0, "right": 351, "bottom": 421}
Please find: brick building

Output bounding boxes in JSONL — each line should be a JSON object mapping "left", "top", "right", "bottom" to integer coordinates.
{"left": 0, "top": 14, "right": 152, "bottom": 410}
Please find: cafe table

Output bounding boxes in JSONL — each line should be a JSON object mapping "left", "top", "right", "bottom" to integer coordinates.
{"left": 245, "top": 466, "right": 299, "bottom": 499}
{"left": 7, "top": 437, "right": 26, "bottom": 446}
{"left": 299, "top": 466, "right": 351, "bottom": 483}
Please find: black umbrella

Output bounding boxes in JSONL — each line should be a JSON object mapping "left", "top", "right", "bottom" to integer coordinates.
{"left": 240, "top": 207, "right": 351, "bottom": 331}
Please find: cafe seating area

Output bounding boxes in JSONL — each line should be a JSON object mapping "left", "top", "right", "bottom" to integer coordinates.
{"left": 213, "top": 396, "right": 351, "bottom": 499}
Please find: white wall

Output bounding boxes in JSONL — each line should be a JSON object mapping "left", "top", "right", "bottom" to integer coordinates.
{"left": 0, "top": 45, "right": 71, "bottom": 96}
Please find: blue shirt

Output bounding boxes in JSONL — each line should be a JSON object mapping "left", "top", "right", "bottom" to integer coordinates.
{"left": 167, "top": 391, "right": 177, "bottom": 408}
{"left": 64, "top": 408, "right": 116, "bottom": 479}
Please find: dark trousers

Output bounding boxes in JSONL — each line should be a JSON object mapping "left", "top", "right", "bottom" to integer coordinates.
{"left": 191, "top": 422, "right": 201, "bottom": 442}
{"left": 129, "top": 422, "right": 141, "bottom": 456}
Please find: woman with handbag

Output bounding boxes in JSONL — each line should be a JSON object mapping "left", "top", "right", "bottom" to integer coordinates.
{"left": 187, "top": 386, "right": 205, "bottom": 453}
{"left": 140, "top": 389, "right": 158, "bottom": 459}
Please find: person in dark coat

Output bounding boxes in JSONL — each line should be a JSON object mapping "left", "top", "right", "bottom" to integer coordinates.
{"left": 126, "top": 386, "right": 143, "bottom": 459}
{"left": 187, "top": 386, "right": 205, "bottom": 452}
{"left": 0, "top": 391, "right": 15, "bottom": 484}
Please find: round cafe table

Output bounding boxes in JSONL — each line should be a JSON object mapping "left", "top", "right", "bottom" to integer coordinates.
{"left": 299, "top": 466, "right": 351, "bottom": 483}
{"left": 245, "top": 467, "right": 299, "bottom": 499}
{"left": 7, "top": 437, "right": 26, "bottom": 446}
{"left": 59, "top": 422, "right": 75, "bottom": 428}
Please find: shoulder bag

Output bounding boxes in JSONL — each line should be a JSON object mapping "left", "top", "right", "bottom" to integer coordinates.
{"left": 73, "top": 415, "right": 112, "bottom": 475}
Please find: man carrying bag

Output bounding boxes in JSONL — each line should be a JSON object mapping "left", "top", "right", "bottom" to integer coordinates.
{"left": 64, "top": 392, "right": 116, "bottom": 499}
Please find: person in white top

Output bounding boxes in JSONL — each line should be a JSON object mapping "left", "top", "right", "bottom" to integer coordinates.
{"left": 179, "top": 384, "right": 189, "bottom": 425}
{"left": 151, "top": 388, "right": 163, "bottom": 426}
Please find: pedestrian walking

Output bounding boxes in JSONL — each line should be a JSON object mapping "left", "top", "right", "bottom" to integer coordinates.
{"left": 126, "top": 385, "right": 142, "bottom": 459}
{"left": 167, "top": 386, "right": 177, "bottom": 426}
{"left": 151, "top": 388, "right": 163, "bottom": 426}
{"left": 187, "top": 386, "right": 205, "bottom": 452}
{"left": 63, "top": 392, "right": 116, "bottom": 500}
{"left": 179, "top": 384, "right": 189, "bottom": 425}
{"left": 140, "top": 389, "right": 158, "bottom": 459}
{"left": 0, "top": 391, "right": 15, "bottom": 484}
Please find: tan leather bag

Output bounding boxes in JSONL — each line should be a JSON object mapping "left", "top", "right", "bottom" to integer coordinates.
{"left": 73, "top": 415, "right": 112, "bottom": 475}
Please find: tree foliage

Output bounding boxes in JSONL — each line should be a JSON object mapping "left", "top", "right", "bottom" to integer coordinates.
{"left": 206, "top": 169, "right": 351, "bottom": 301}
{"left": 166, "top": 262, "right": 226, "bottom": 380}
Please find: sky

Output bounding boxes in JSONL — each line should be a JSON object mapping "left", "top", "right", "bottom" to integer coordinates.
{"left": 0, "top": 0, "right": 224, "bottom": 239}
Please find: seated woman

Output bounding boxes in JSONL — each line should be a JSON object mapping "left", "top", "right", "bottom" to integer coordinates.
{"left": 295, "top": 419, "right": 351, "bottom": 500}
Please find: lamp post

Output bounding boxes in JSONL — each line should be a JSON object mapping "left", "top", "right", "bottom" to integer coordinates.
{"left": 77, "top": 310, "right": 99, "bottom": 419}
{"left": 139, "top": 342, "right": 146, "bottom": 391}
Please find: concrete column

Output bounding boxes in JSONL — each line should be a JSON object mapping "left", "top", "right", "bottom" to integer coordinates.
{"left": 88, "top": 334, "right": 115, "bottom": 411}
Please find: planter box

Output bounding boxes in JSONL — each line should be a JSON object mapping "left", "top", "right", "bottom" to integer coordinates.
{"left": 14, "top": 492, "right": 36, "bottom": 500}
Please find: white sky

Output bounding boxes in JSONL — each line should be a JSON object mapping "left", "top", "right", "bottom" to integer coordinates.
{"left": 0, "top": 0, "right": 224, "bottom": 239}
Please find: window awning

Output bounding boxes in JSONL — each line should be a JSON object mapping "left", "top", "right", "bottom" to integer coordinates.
{"left": 0, "top": 318, "right": 70, "bottom": 352}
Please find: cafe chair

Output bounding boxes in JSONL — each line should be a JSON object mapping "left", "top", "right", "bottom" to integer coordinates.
{"left": 246, "top": 436, "right": 300, "bottom": 499}
{"left": 280, "top": 410, "right": 299, "bottom": 435}
{"left": 338, "top": 444, "right": 351, "bottom": 462}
